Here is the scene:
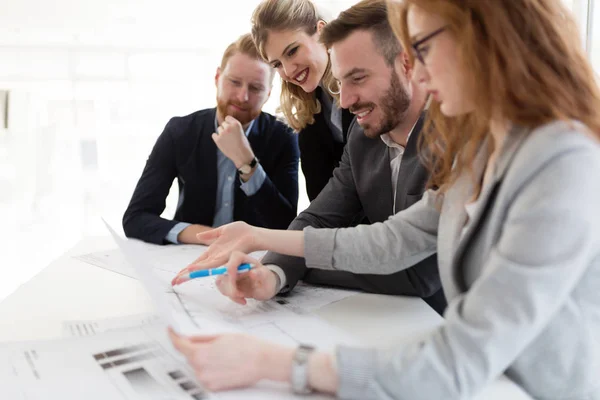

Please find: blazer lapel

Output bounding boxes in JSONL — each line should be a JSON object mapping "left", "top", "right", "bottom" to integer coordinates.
{"left": 447, "top": 126, "right": 528, "bottom": 292}
{"left": 395, "top": 114, "right": 425, "bottom": 212}
{"left": 369, "top": 137, "right": 395, "bottom": 222}
{"left": 245, "top": 113, "right": 263, "bottom": 157}
{"left": 197, "top": 108, "right": 219, "bottom": 223}
{"left": 437, "top": 161, "right": 476, "bottom": 298}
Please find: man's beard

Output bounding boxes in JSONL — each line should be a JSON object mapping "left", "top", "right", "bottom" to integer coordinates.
{"left": 350, "top": 70, "right": 411, "bottom": 138}
{"left": 216, "top": 98, "right": 260, "bottom": 126}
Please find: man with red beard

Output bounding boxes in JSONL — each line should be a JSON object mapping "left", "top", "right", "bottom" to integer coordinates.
{"left": 123, "top": 34, "right": 299, "bottom": 245}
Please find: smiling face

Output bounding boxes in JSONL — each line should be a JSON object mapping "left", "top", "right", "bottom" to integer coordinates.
{"left": 263, "top": 26, "right": 329, "bottom": 93}
{"left": 215, "top": 52, "right": 272, "bottom": 125}
{"left": 330, "top": 29, "right": 411, "bottom": 138}
{"left": 406, "top": 4, "right": 473, "bottom": 117}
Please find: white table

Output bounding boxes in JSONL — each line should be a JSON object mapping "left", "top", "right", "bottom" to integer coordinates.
{"left": 0, "top": 237, "right": 532, "bottom": 399}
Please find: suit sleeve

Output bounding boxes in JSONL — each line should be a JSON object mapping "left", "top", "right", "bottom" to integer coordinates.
{"left": 262, "top": 124, "right": 365, "bottom": 290}
{"left": 122, "top": 121, "right": 181, "bottom": 244}
{"left": 242, "top": 125, "right": 300, "bottom": 229}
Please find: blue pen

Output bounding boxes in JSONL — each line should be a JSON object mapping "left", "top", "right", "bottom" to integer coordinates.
{"left": 187, "top": 263, "right": 252, "bottom": 280}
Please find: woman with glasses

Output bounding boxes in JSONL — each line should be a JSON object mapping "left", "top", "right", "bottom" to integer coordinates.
{"left": 251, "top": 0, "right": 354, "bottom": 201}
{"left": 170, "top": 0, "right": 600, "bottom": 398}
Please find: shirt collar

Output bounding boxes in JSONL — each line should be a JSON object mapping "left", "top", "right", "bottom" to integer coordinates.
{"left": 380, "top": 98, "right": 430, "bottom": 149}
{"left": 380, "top": 115, "right": 419, "bottom": 150}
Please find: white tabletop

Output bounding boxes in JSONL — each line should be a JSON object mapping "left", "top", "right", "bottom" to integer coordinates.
{"left": 0, "top": 237, "right": 532, "bottom": 399}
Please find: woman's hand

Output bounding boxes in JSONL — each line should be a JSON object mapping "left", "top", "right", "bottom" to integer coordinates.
{"left": 171, "top": 223, "right": 305, "bottom": 286}
{"left": 172, "top": 221, "right": 258, "bottom": 285}
{"left": 169, "top": 329, "right": 294, "bottom": 392}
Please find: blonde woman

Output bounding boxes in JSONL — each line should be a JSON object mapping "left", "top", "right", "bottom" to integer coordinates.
{"left": 171, "top": 0, "right": 600, "bottom": 398}
{"left": 252, "top": 0, "right": 354, "bottom": 200}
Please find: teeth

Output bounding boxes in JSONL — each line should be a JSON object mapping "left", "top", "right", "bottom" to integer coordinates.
{"left": 357, "top": 109, "right": 372, "bottom": 118}
{"left": 295, "top": 70, "right": 308, "bottom": 82}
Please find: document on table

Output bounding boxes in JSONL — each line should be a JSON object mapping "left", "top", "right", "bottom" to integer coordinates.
{"left": 0, "top": 322, "right": 336, "bottom": 400}
{"left": 101, "top": 220, "right": 358, "bottom": 346}
{"left": 74, "top": 244, "right": 266, "bottom": 279}
{"left": 0, "top": 324, "right": 207, "bottom": 400}
{"left": 63, "top": 313, "right": 161, "bottom": 338}
{"left": 103, "top": 221, "right": 235, "bottom": 336}
{"left": 273, "top": 282, "right": 359, "bottom": 312}
{"left": 75, "top": 239, "right": 359, "bottom": 314}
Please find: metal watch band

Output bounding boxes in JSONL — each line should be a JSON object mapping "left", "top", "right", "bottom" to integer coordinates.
{"left": 291, "top": 344, "right": 315, "bottom": 395}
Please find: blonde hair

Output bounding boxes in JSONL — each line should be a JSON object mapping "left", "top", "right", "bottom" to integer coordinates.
{"left": 251, "top": 0, "right": 337, "bottom": 131}
{"left": 388, "top": 0, "right": 600, "bottom": 193}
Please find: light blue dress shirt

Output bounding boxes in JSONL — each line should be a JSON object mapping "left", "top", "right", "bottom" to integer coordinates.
{"left": 165, "top": 118, "right": 266, "bottom": 244}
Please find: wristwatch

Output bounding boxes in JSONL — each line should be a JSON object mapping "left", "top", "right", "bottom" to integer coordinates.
{"left": 291, "top": 344, "right": 315, "bottom": 395}
{"left": 237, "top": 156, "right": 259, "bottom": 175}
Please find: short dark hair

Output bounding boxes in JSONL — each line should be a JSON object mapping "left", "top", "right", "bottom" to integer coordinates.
{"left": 320, "top": 0, "right": 401, "bottom": 66}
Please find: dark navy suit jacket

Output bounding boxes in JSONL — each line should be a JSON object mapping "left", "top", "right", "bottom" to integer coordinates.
{"left": 298, "top": 88, "right": 354, "bottom": 201}
{"left": 123, "top": 108, "right": 300, "bottom": 244}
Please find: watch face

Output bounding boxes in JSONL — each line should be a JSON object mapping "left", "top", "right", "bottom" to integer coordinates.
{"left": 239, "top": 165, "right": 252, "bottom": 174}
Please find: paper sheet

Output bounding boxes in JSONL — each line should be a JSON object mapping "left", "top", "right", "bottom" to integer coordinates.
{"left": 0, "top": 322, "right": 338, "bottom": 400}
{"left": 273, "top": 282, "right": 359, "bottom": 312}
{"left": 103, "top": 221, "right": 236, "bottom": 336}
{"left": 74, "top": 245, "right": 266, "bottom": 280}
{"left": 100, "top": 221, "right": 356, "bottom": 346}
{"left": 100, "top": 221, "right": 357, "bottom": 346}
{"left": 0, "top": 222, "right": 358, "bottom": 399}
{"left": 75, "top": 242, "right": 359, "bottom": 315}
{"left": 0, "top": 324, "right": 209, "bottom": 400}
{"left": 63, "top": 314, "right": 161, "bottom": 338}
{"left": 62, "top": 311, "right": 357, "bottom": 350}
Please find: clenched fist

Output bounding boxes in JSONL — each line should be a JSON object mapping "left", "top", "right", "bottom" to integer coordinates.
{"left": 212, "top": 115, "right": 255, "bottom": 169}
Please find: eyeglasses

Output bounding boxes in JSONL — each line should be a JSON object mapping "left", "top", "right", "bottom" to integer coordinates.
{"left": 411, "top": 26, "right": 447, "bottom": 65}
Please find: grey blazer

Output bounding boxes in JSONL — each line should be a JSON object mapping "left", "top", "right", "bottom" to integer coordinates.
{"left": 262, "top": 116, "right": 446, "bottom": 313}
{"left": 304, "top": 121, "right": 600, "bottom": 400}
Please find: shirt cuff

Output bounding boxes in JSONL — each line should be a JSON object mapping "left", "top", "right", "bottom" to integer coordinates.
{"left": 264, "top": 264, "right": 289, "bottom": 294}
{"left": 240, "top": 164, "right": 266, "bottom": 196}
{"left": 165, "top": 222, "right": 191, "bottom": 244}
{"left": 303, "top": 226, "right": 338, "bottom": 270}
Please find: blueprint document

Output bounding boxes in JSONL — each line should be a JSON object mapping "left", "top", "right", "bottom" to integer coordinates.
{"left": 75, "top": 235, "right": 359, "bottom": 315}
{"left": 99, "top": 225, "right": 356, "bottom": 341}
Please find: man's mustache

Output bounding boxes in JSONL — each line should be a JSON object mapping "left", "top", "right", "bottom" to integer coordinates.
{"left": 349, "top": 102, "right": 375, "bottom": 114}
{"left": 228, "top": 101, "right": 250, "bottom": 111}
